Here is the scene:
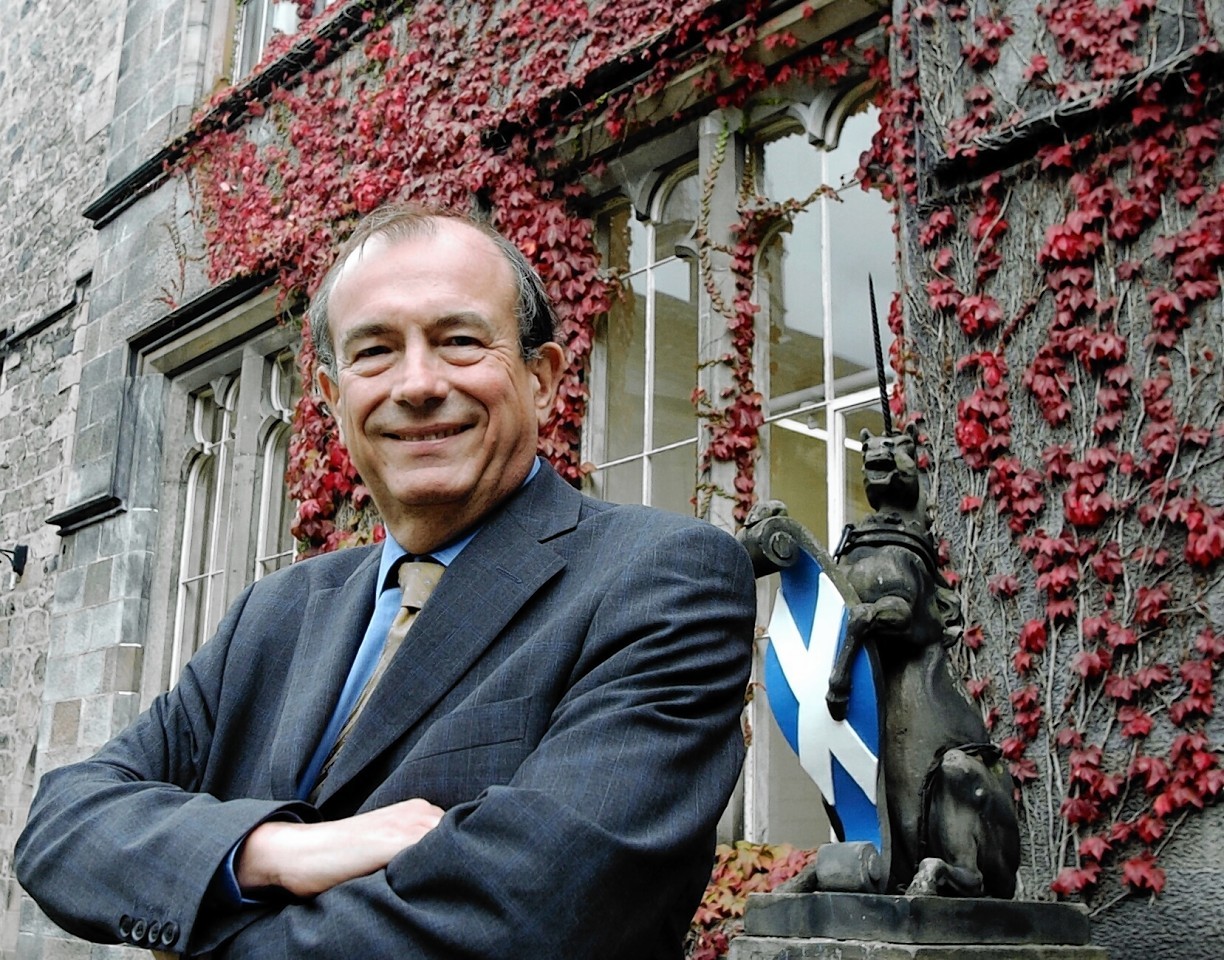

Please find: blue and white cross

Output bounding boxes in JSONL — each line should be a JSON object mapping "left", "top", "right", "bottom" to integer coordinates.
{"left": 764, "top": 548, "right": 882, "bottom": 847}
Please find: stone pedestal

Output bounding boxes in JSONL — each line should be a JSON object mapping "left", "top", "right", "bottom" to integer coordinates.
{"left": 729, "top": 893, "right": 1108, "bottom": 960}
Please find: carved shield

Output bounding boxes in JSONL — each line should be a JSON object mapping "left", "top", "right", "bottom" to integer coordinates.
{"left": 764, "top": 539, "right": 886, "bottom": 854}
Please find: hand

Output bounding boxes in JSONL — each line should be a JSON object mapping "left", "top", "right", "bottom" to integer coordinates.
{"left": 236, "top": 798, "right": 445, "bottom": 897}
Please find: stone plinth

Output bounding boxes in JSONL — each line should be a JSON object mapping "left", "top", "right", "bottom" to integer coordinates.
{"left": 729, "top": 893, "right": 1107, "bottom": 960}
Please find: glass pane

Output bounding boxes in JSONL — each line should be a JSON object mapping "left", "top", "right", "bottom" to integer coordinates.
{"left": 237, "top": 0, "right": 299, "bottom": 76}
{"left": 652, "top": 257, "right": 698, "bottom": 447}
{"left": 604, "top": 278, "right": 647, "bottom": 461}
{"left": 178, "top": 454, "right": 219, "bottom": 659}
{"left": 828, "top": 106, "right": 878, "bottom": 190}
{"left": 256, "top": 425, "right": 296, "bottom": 578}
{"left": 604, "top": 203, "right": 646, "bottom": 278}
{"left": 768, "top": 421, "right": 829, "bottom": 545}
{"left": 599, "top": 460, "right": 644, "bottom": 507}
{"left": 843, "top": 404, "right": 887, "bottom": 444}
{"left": 827, "top": 185, "right": 896, "bottom": 394}
{"left": 628, "top": 212, "right": 649, "bottom": 275}
{"left": 763, "top": 131, "right": 821, "bottom": 203}
{"left": 649, "top": 443, "right": 697, "bottom": 517}
{"left": 842, "top": 405, "right": 887, "bottom": 526}
{"left": 269, "top": 349, "right": 298, "bottom": 417}
{"left": 654, "top": 172, "right": 698, "bottom": 260}
{"left": 763, "top": 227, "right": 824, "bottom": 403}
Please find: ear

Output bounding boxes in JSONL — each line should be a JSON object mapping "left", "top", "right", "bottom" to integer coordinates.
{"left": 317, "top": 365, "right": 341, "bottom": 419}
{"left": 528, "top": 342, "right": 567, "bottom": 423}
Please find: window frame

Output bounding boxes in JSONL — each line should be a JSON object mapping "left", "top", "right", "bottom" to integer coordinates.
{"left": 585, "top": 162, "right": 703, "bottom": 513}
{"left": 138, "top": 292, "right": 302, "bottom": 703}
{"left": 583, "top": 82, "right": 897, "bottom": 848}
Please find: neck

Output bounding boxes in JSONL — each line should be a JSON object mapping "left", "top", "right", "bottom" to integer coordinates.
{"left": 387, "top": 512, "right": 481, "bottom": 556}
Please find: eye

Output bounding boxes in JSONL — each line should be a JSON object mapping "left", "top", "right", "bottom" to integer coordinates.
{"left": 354, "top": 344, "right": 391, "bottom": 359}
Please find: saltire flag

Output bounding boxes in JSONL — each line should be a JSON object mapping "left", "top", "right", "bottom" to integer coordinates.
{"left": 764, "top": 545, "right": 882, "bottom": 849}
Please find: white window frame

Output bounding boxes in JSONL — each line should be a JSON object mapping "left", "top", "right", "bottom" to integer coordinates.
{"left": 586, "top": 164, "right": 702, "bottom": 511}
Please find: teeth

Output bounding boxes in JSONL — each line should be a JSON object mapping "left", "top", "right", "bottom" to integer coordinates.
{"left": 391, "top": 426, "right": 463, "bottom": 441}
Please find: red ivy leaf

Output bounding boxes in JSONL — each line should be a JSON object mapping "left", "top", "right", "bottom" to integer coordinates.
{"left": 1072, "top": 649, "right": 1112, "bottom": 678}
{"left": 1121, "top": 854, "right": 1166, "bottom": 895}
{"left": 1052, "top": 862, "right": 1100, "bottom": 896}
{"left": 1129, "top": 755, "right": 1170, "bottom": 792}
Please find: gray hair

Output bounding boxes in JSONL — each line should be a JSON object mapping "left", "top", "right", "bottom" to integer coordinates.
{"left": 309, "top": 203, "right": 560, "bottom": 377}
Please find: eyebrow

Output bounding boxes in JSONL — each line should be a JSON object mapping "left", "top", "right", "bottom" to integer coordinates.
{"left": 432, "top": 312, "right": 498, "bottom": 338}
{"left": 339, "top": 313, "right": 500, "bottom": 355}
{"left": 338, "top": 320, "right": 398, "bottom": 357}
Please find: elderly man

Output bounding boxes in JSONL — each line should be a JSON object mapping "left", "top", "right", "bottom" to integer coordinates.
{"left": 17, "top": 204, "right": 756, "bottom": 959}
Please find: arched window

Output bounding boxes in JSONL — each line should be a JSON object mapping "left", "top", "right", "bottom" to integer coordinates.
{"left": 137, "top": 289, "right": 302, "bottom": 697}
{"left": 588, "top": 89, "right": 897, "bottom": 848}
{"left": 588, "top": 167, "right": 701, "bottom": 515}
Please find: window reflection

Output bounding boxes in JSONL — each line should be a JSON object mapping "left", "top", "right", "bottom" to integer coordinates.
{"left": 591, "top": 169, "right": 700, "bottom": 514}
{"left": 761, "top": 101, "right": 897, "bottom": 541}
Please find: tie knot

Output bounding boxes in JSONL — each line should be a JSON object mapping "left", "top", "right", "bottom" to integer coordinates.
{"left": 397, "top": 559, "right": 445, "bottom": 612}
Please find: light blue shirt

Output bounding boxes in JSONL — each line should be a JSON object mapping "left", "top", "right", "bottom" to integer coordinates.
{"left": 297, "top": 454, "right": 540, "bottom": 797}
{"left": 294, "top": 527, "right": 478, "bottom": 799}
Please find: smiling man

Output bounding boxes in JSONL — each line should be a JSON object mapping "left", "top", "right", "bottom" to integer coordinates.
{"left": 17, "top": 204, "right": 757, "bottom": 960}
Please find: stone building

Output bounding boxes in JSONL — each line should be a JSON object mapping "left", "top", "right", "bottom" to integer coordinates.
{"left": 1, "top": 0, "right": 1221, "bottom": 958}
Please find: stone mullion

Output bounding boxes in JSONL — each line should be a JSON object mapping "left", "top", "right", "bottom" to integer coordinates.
{"left": 695, "top": 110, "right": 749, "bottom": 536}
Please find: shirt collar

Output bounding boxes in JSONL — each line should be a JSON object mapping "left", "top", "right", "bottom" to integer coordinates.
{"left": 374, "top": 456, "right": 541, "bottom": 595}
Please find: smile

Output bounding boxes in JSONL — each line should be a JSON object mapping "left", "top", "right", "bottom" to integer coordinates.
{"left": 382, "top": 425, "right": 470, "bottom": 442}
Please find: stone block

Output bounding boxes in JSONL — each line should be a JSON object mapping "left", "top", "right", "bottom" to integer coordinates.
{"left": 83, "top": 557, "right": 113, "bottom": 607}
{"left": 87, "top": 603, "right": 124, "bottom": 654}
{"left": 73, "top": 647, "right": 112, "bottom": 697}
{"left": 78, "top": 693, "right": 113, "bottom": 746}
{"left": 112, "top": 691, "right": 141, "bottom": 732}
{"left": 49, "top": 698, "right": 81, "bottom": 747}
{"left": 728, "top": 936, "right": 1108, "bottom": 960}
{"left": 64, "top": 456, "right": 118, "bottom": 519}
{"left": 744, "top": 894, "right": 1093, "bottom": 946}
{"left": 71, "top": 524, "right": 101, "bottom": 569}
{"left": 73, "top": 420, "right": 110, "bottom": 468}
{"left": 52, "top": 609, "right": 91, "bottom": 658}
{"left": 105, "top": 642, "right": 143, "bottom": 693}
{"left": 51, "top": 566, "right": 85, "bottom": 611}
{"left": 77, "top": 353, "right": 114, "bottom": 404}
{"left": 41, "top": 653, "right": 78, "bottom": 702}
{"left": 35, "top": 935, "right": 93, "bottom": 960}
{"left": 111, "top": 550, "right": 153, "bottom": 601}
{"left": 16, "top": 931, "right": 39, "bottom": 960}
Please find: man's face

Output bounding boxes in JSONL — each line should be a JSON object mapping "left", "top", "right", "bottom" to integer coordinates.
{"left": 317, "top": 221, "right": 564, "bottom": 548}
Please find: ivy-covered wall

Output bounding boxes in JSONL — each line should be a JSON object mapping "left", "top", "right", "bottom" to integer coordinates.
{"left": 880, "top": 0, "right": 1224, "bottom": 954}
{"left": 8, "top": 0, "right": 1224, "bottom": 957}
{"left": 176, "top": 0, "right": 888, "bottom": 551}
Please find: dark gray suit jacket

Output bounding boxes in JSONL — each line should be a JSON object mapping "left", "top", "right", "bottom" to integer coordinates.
{"left": 16, "top": 465, "right": 756, "bottom": 959}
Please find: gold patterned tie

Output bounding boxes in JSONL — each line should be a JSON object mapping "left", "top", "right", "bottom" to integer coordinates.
{"left": 307, "top": 559, "right": 446, "bottom": 804}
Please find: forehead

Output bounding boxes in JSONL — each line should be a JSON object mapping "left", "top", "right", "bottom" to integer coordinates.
{"left": 330, "top": 219, "right": 515, "bottom": 304}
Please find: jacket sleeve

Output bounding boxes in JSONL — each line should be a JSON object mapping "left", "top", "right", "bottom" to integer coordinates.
{"left": 14, "top": 583, "right": 317, "bottom": 953}
{"left": 211, "top": 521, "right": 756, "bottom": 960}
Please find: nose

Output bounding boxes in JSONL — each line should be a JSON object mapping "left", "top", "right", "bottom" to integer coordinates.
{"left": 388, "top": 342, "right": 449, "bottom": 408}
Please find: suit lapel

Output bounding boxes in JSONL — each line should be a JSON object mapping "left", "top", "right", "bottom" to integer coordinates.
{"left": 313, "top": 466, "right": 582, "bottom": 804}
{"left": 269, "top": 547, "right": 381, "bottom": 800}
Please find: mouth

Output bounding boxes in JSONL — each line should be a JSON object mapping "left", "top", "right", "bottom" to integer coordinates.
{"left": 381, "top": 424, "right": 471, "bottom": 442}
